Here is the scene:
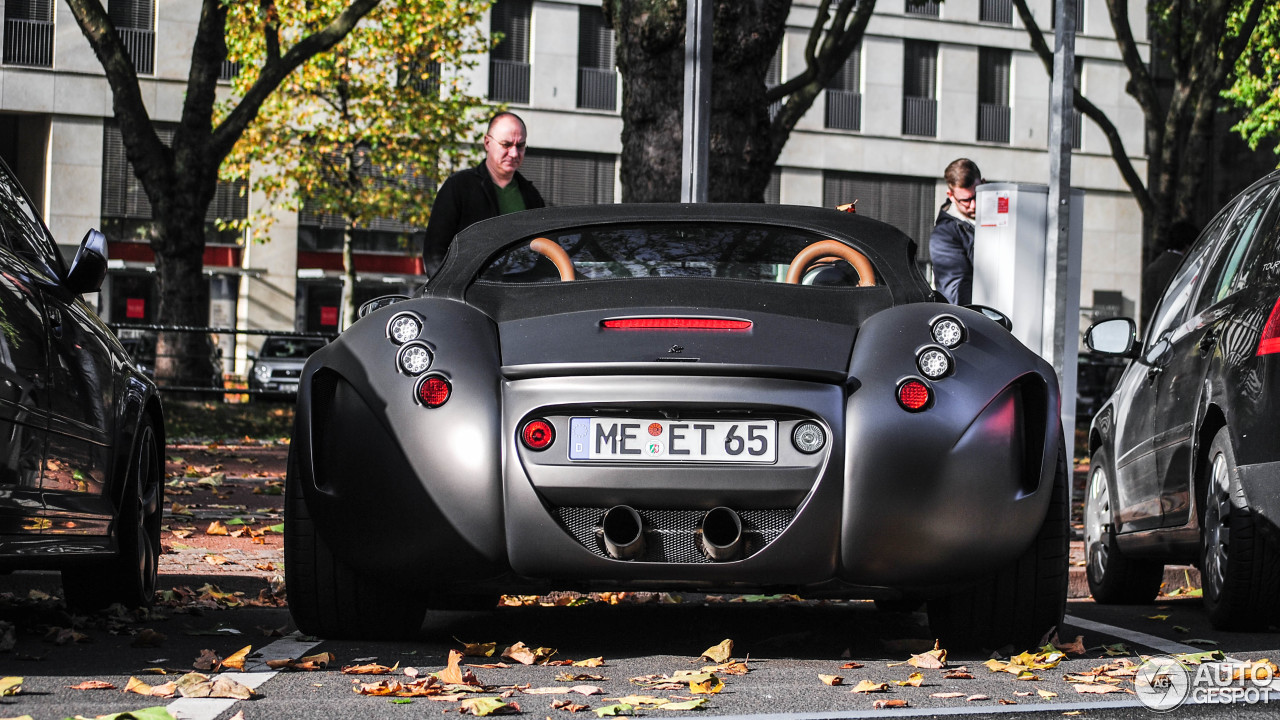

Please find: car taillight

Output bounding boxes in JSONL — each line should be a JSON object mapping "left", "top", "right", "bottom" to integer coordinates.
{"left": 601, "top": 317, "right": 751, "bottom": 330}
{"left": 1258, "top": 295, "right": 1280, "bottom": 355}
{"left": 521, "top": 419, "right": 555, "bottom": 450}
{"left": 417, "top": 376, "right": 451, "bottom": 407}
{"left": 897, "top": 379, "right": 932, "bottom": 411}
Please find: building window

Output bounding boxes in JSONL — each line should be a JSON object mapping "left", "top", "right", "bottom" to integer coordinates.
{"left": 824, "top": 46, "right": 861, "bottom": 131}
{"left": 766, "top": 43, "right": 783, "bottom": 120}
{"left": 519, "top": 150, "right": 615, "bottom": 206}
{"left": 902, "top": 40, "right": 937, "bottom": 137}
{"left": 489, "top": 0, "right": 531, "bottom": 104}
{"left": 577, "top": 6, "right": 617, "bottom": 111}
{"left": 101, "top": 122, "right": 247, "bottom": 246}
{"left": 977, "top": 47, "right": 1011, "bottom": 144}
{"left": 980, "top": 0, "right": 1013, "bottom": 24}
{"left": 108, "top": 0, "right": 155, "bottom": 75}
{"left": 904, "top": 1, "right": 940, "bottom": 17}
{"left": 3, "top": 0, "right": 54, "bottom": 68}
{"left": 219, "top": 60, "right": 241, "bottom": 82}
{"left": 822, "top": 170, "right": 935, "bottom": 262}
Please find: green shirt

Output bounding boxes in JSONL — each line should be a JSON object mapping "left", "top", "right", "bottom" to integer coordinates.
{"left": 494, "top": 181, "right": 526, "bottom": 215}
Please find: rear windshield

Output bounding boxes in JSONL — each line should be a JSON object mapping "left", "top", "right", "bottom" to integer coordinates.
{"left": 477, "top": 222, "right": 876, "bottom": 286}
{"left": 260, "top": 337, "right": 327, "bottom": 359}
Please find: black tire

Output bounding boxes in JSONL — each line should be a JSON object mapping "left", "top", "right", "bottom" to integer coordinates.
{"left": 1083, "top": 447, "right": 1164, "bottom": 603}
{"left": 285, "top": 448, "right": 427, "bottom": 639}
{"left": 63, "top": 416, "right": 162, "bottom": 611}
{"left": 1200, "top": 427, "right": 1280, "bottom": 630}
{"left": 927, "top": 442, "right": 1070, "bottom": 650}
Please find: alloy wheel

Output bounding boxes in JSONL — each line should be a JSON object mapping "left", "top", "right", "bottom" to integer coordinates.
{"left": 1084, "top": 463, "right": 1112, "bottom": 583}
{"left": 1202, "top": 452, "right": 1231, "bottom": 599}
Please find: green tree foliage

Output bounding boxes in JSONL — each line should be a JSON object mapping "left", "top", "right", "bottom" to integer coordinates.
{"left": 1224, "top": 2, "right": 1280, "bottom": 156}
{"left": 226, "top": 0, "right": 492, "bottom": 328}
{"left": 64, "top": 0, "right": 382, "bottom": 384}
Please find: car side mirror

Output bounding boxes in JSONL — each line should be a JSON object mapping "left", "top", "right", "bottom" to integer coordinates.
{"left": 246, "top": 351, "right": 258, "bottom": 360}
{"left": 1085, "top": 317, "right": 1138, "bottom": 357}
{"left": 358, "top": 295, "right": 411, "bottom": 319}
{"left": 65, "top": 229, "right": 108, "bottom": 295}
{"left": 965, "top": 304, "right": 1014, "bottom": 332}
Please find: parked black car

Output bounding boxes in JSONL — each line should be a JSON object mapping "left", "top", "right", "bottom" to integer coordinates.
{"left": 0, "top": 158, "right": 165, "bottom": 609}
{"left": 1085, "top": 170, "right": 1280, "bottom": 629}
{"left": 249, "top": 335, "right": 328, "bottom": 398}
{"left": 116, "top": 330, "right": 225, "bottom": 390}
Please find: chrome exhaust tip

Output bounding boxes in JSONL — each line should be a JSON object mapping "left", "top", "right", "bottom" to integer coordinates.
{"left": 698, "top": 506, "right": 744, "bottom": 562}
{"left": 599, "top": 505, "right": 646, "bottom": 560}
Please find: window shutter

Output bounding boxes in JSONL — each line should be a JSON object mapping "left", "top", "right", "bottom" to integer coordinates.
{"left": 107, "top": 0, "right": 154, "bottom": 31}
{"left": 521, "top": 151, "right": 615, "bottom": 207}
{"left": 491, "top": 0, "right": 531, "bottom": 64}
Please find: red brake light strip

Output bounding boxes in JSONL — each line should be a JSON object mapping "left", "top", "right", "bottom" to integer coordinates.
{"left": 601, "top": 317, "right": 751, "bottom": 331}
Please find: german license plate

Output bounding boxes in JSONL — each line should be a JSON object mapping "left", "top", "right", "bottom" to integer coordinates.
{"left": 568, "top": 418, "right": 776, "bottom": 462}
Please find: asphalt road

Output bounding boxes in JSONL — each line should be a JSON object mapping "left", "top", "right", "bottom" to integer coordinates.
{"left": 2, "top": 444, "right": 1278, "bottom": 719}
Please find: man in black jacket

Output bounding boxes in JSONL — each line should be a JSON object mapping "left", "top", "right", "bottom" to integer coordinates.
{"left": 423, "top": 112, "right": 545, "bottom": 275}
{"left": 928, "top": 158, "right": 983, "bottom": 305}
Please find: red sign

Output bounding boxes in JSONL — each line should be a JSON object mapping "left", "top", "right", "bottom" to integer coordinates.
{"left": 126, "top": 298, "right": 146, "bottom": 319}
{"left": 997, "top": 196, "right": 1009, "bottom": 214}
{"left": 320, "top": 306, "right": 339, "bottom": 327}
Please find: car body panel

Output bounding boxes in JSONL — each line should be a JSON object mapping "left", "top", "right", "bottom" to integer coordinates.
{"left": 292, "top": 204, "right": 1061, "bottom": 599}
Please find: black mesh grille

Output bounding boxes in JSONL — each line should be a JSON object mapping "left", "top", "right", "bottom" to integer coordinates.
{"left": 553, "top": 506, "right": 795, "bottom": 563}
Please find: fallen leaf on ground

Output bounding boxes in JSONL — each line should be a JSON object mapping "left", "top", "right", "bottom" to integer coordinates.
{"left": 840, "top": 661, "right": 865, "bottom": 669}
{"left": 966, "top": 694, "right": 989, "bottom": 701}
{"left": 439, "top": 650, "right": 466, "bottom": 684}
{"left": 67, "top": 680, "right": 116, "bottom": 690}
{"left": 557, "top": 673, "right": 607, "bottom": 683}
{"left": 461, "top": 697, "right": 521, "bottom": 716}
{"left": 818, "top": 674, "right": 843, "bottom": 686}
{"left": 504, "top": 642, "right": 557, "bottom": 665}
{"left": 931, "top": 692, "right": 964, "bottom": 698}
{"left": 220, "top": 645, "right": 252, "bottom": 671}
{"left": 849, "top": 680, "right": 889, "bottom": 693}
{"left": 700, "top": 639, "right": 733, "bottom": 664}
{"left": 1073, "top": 683, "right": 1125, "bottom": 694}
{"left": 594, "top": 703, "right": 633, "bottom": 717}
{"left": 573, "top": 657, "right": 606, "bottom": 667}
{"left": 552, "top": 699, "right": 591, "bottom": 712}
{"left": 690, "top": 676, "right": 724, "bottom": 694}
{"left": 205, "top": 521, "right": 229, "bottom": 536}
{"left": 906, "top": 640, "right": 947, "bottom": 669}
{"left": 873, "top": 699, "right": 909, "bottom": 709}
{"left": 893, "top": 672, "right": 924, "bottom": 687}
{"left": 343, "top": 662, "right": 398, "bottom": 675}
{"left": 661, "top": 698, "right": 708, "bottom": 711}
{"left": 193, "top": 649, "right": 220, "bottom": 671}
{"left": 458, "top": 640, "right": 497, "bottom": 658}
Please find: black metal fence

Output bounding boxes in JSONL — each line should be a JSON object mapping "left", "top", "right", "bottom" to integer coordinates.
{"left": 3, "top": 18, "right": 54, "bottom": 67}
{"left": 109, "top": 324, "right": 335, "bottom": 397}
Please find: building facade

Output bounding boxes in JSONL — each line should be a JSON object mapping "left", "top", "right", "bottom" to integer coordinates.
{"left": 0, "top": 0, "right": 1149, "bottom": 374}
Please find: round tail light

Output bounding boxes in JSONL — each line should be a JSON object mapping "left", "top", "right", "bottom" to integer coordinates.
{"left": 521, "top": 419, "right": 555, "bottom": 450}
{"left": 417, "top": 376, "right": 451, "bottom": 407}
{"left": 897, "top": 379, "right": 932, "bottom": 411}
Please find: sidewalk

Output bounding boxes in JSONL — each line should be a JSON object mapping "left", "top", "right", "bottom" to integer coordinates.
{"left": 162, "top": 443, "right": 1202, "bottom": 598}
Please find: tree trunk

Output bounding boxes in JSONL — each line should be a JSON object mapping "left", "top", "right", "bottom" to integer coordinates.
{"left": 606, "top": 0, "right": 786, "bottom": 203}
{"left": 341, "top": 224, "right": 357, "bottom": 330}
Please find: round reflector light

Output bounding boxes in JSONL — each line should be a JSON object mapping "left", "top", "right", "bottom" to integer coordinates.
{"left": 931, "top": 317, "right": 964, "bottom": 348}
{"left": 917, "top": 347, "right": 951, "bottom": 379}
{"left": 521, "top": 419, "right": 555, "bottom": 450}
{"left": 398, "top": 343, "right": 433, "bottom": 375}
{"left": 388, "top": 314, "right": 422, "bottom": 344}
{"left": 417, "top": 375, "right": 451, "bottom": 407}
{"left": 792, "top": 422, "right": 826, "bottom": 454}
{"left": 898, "top": 379, "right": 931, "bottom": 411}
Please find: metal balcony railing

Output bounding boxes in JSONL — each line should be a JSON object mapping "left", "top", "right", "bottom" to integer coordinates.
{"left": 219, "top": 59, "right": 240, "bottom": 81}
{"left": 980, "top": 0, "right": 1014, "bottom": 24}
{"left": 577, "top": 67, "right": 617, "bottom": 111}
{"left": 489, "top": 58, "right": 530, "bottom": 104}
{"left": 3, "top": 18, "right": 53, "bottom": 67}
{"left": 1072, "top": 108, "right": 1083, "bottom": 149}
{"left": 824, "top": 89, "right": 862, "bottom": 131}
{"left": 905, "top": 1, "right": 940, "bottom": 17}
{"left": 978, "top": 102, "right": 1011, "bottom": 143}
{"left": 902, "top": 96, "right": 937, "bottom": 137}
{"left": 118, "top": 27, "right": 155, "bottom": 75}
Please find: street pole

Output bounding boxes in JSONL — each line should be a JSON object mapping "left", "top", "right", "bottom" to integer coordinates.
{"left": 1044, "top": 0, "right": 1079, "bottom": 448}
{"left": 680, "top": 0, "right": 711, "bottom": 203}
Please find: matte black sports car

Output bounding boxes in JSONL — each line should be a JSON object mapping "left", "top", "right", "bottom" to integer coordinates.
{"left": 0, "top": 158, "right": 165, "bottom": 610}
{"left": 1084, "top": 170, "right": 1280, "bottom": 629}
{"left": 286, "top": 204, "right": 1068, "bottom": 646}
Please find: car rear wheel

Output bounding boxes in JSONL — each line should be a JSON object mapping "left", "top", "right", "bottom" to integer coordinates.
{"left": 1201, "top": 427, "right": 1280, "bottom": 630}
{"left": 285, "top": 449, "right": 427, "bottom": 640}
{"left": 927, "top": 442, "right": 1069, "bottom": 650}
{"left": 1083, "top": 447, "right": 1163, "bottom": 603}
{"left": 63, "top": 416, "right": 162, "bottom": 611}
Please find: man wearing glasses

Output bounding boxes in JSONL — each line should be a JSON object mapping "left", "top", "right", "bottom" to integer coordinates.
{"left": 424, "top": 112, "right": 545, "bottom": 275}
{"left": 928, "top": 158, "right": 983, "bottom": 305}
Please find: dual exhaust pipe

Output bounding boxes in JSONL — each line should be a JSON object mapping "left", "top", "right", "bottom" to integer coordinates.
{"left": 598, "top": 505, "right": 744, "bottom": 562}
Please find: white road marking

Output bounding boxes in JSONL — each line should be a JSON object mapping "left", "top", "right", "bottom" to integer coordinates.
{"left": 166, "top": 633, "right": 323, "bottom": 720}
{"left": 1065, "top": 613, "right": 1204, "bottom": 655}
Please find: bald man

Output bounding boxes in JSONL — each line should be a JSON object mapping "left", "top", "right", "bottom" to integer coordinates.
{"left": 423, "top": 112, "right": 545, "bottom": 275}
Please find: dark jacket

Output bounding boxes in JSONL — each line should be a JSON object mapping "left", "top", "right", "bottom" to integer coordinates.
{"left": 928, "top": 205, "right": 976, "bottom": 305}
{"left": 423, "top": 163, "right": 545, "bottom": 275}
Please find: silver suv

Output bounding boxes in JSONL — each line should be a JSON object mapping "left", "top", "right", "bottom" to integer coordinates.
{"left": 249, "top": 336, "right": 328, "bottom": 399}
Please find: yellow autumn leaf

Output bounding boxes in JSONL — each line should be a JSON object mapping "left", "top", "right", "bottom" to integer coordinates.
{"left": 818, "top": 674, "right": 843, "bottom": 686}
{"left": 690, "top": 676, "right": 724, "bottom": 694}
{"left": 700, "top": 639, "right": 734, "bottom": 664}
{"left": 220, "top": 645, "right": 252, "bottom": 671}
{"left": 894, "top": 672, "right": 924, "bottom": 687}
{"left": 849, "top": 680, "right": 889, "bottom": 693}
